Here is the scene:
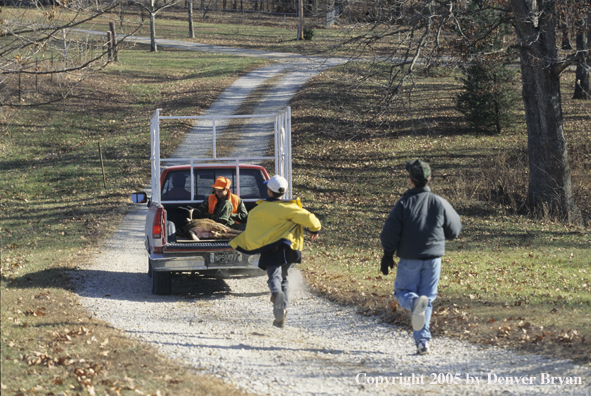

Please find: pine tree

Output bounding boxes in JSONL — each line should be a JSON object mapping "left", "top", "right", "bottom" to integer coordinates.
{"left": 455, "top": 0, "right": 519, "bottom": 135}
{"left": 456, "top": 64, "right": 520, "bottom": 134}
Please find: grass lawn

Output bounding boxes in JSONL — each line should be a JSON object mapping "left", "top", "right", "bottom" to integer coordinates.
{"left": 1, "top": 5, "right": 396, "bottom": 56}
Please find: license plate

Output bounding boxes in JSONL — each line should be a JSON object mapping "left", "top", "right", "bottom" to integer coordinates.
{"left": 210, "top": 252, "right": 242, "bottom": 263}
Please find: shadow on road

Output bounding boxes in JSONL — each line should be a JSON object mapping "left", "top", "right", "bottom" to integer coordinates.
{"left": 7, "top": 267, "right": 267, "bottom": 302}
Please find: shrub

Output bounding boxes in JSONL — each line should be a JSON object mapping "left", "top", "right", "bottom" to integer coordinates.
{"left": 448, "top": 146, "right": 529, "bottom": 214}
{"left": 303, "top": 28, "right": 314, "bottom": 41}
{"left": 456, "top": 63, "right": 520, "bottom": 134}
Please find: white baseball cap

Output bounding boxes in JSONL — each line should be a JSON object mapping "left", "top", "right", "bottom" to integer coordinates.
{"left": 265, "top": 175, "right": 288, "bottom": 194}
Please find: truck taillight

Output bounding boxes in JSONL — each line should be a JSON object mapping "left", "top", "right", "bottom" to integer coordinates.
{"left": 152, "top": 207, "right": 166, "bottom": 240}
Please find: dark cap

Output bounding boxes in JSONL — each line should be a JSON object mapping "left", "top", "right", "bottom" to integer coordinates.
{"left": 405, "top": 159, "right": 431, "bottom": 182}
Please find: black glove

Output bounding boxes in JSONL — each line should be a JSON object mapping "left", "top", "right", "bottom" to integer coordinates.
{"left": 381, "top": 254, "right": 395, "bottom": 276}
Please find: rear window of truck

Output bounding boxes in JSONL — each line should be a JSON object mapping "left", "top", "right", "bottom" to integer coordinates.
{"left": 162, "top": 168, "right": 267, "bottom": 201}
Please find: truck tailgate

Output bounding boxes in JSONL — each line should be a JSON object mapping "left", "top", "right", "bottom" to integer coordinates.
{"left": 164, "top": 240, "right": 233, "bottom": 252}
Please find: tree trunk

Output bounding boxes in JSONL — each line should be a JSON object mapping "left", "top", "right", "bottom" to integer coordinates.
{"left": 109, "top": 22, "right": 118, "bottom": 62}
{"left": 494, "top": 101, "right": 501, "bottom": 135}
{"left": 188, "top": 0, "right": 195, "bottom": 38}
{"left": 560, "top": 14, "right": 572, "bottom": 50}
{"left": 573, "top": 16, "right": 590, "bottom": 100}
{"left": 298, "top": 0, "right": 304, "bottom": 40}
{"left": 509, "top": 0, "right": 580, "bottom": 222}
{"left": 150, "top": 10, "right": 157, "bottom": 52}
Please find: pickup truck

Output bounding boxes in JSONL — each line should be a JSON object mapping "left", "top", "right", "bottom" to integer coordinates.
{"left": 133, "top": 108, "right": 292, "bottom": 295}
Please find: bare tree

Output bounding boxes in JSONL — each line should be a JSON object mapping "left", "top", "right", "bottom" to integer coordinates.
{"left": 0, "top": 2, "right": 125, "bottom": 108}
{"left": 320, "top": 0, "right": 590, "bottom": 222}
{"left": 572, "top": 15, "right": 590, "bottom": 99}
{"left": 509, "top": 0, "right": 585, "bottom": 221}
{"left": 130, "top": 0, "right": 182, "bottom": 52}
{"left": 188, "top": 0, "right": 195, "bottom": 38}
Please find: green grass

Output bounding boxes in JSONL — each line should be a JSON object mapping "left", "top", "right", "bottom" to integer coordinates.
{"left": 110, "top": 12, "right": 365, "bottom": 52}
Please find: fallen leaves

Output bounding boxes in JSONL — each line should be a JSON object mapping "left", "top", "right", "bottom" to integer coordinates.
{"left": 24, "top": 308, "right": 46, "bottom": 317}
{"left": 22, "top": 351, "right": 54, "bottom": 367}
{"left": 497, "top": 326, "right": 512, "bottom": 338}
{"left": 53, "top": 327, "right": 92, "bottom": 342}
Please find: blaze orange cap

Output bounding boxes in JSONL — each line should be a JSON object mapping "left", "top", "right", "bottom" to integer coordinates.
{"left": 212, "top": 176, "right": 231, "bottom": 190}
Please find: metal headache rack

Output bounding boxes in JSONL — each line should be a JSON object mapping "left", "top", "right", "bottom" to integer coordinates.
{"left": 150, "top": 107, "right": 292, "bottom": 204}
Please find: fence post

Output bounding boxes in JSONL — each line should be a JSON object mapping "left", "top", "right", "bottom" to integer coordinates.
{"left": 107, "top": 32, "right": 112, "bottom": 61}
{"left": 98, "top": 142, "right": 107, "bottom": 189}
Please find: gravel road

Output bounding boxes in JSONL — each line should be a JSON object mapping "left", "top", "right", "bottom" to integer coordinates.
{"left": 75, "top": 39, "right": 589, "bottom": 395}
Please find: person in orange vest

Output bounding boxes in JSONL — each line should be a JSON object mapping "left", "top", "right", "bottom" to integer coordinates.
{"left": 195, "top": 176, "right": 248, "bottom": 229}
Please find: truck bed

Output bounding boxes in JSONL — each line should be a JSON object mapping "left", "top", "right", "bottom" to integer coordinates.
{"left": 165, "top": 203, "right": 250, "bottom": 241}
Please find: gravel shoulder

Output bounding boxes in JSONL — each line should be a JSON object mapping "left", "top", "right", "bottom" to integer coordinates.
{"left": 75, "top": 39, "right": 590, "bottom": 396}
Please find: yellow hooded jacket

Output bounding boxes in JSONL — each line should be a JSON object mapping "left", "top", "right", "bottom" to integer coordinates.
{"left": 229, "top": 198, "right": 321, "bottom": 253}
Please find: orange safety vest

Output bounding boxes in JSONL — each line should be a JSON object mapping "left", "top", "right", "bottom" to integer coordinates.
{"left": 208, "top": 191, "right": 241, "bottom": 215}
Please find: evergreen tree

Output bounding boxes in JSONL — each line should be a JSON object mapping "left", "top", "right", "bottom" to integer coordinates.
{"left": 455, "top": 0, "right": 519, "bottom": 134}
{"left": 456, "top": 64, "right": 520, "bottom": 134}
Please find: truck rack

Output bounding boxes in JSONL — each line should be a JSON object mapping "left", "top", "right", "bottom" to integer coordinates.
{"left": 150, "top": 107, "right": 292, "bottom": 203}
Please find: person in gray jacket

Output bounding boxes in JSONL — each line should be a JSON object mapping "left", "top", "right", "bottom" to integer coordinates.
{"left": 380, "top": 159, "right": 462, "bottom": 355}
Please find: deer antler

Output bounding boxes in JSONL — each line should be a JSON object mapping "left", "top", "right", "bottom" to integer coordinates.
{"left": 178, "top": 206, "right": 196, "bottom": 220}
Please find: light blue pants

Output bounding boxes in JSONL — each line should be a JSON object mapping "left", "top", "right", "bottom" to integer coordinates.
{"left": 267, "top": 264, "right": 290, "bottom": 310}
{"left": 393, "top": 258, "right": 441, "bottom": 344}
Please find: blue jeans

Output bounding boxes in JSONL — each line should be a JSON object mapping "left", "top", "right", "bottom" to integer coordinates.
{"left": 393, "top": 258, "right": 441, "bottom": 344}
{"left": 267, "top": 264, "right": 290, "bottom": 310}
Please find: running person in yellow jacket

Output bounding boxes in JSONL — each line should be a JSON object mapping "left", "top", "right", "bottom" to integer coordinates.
{"left": 230, "top": 175, "right": 321, "bottom": 328}
{"left": 195, "top": 176, "right": 248, "bottom": 229}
